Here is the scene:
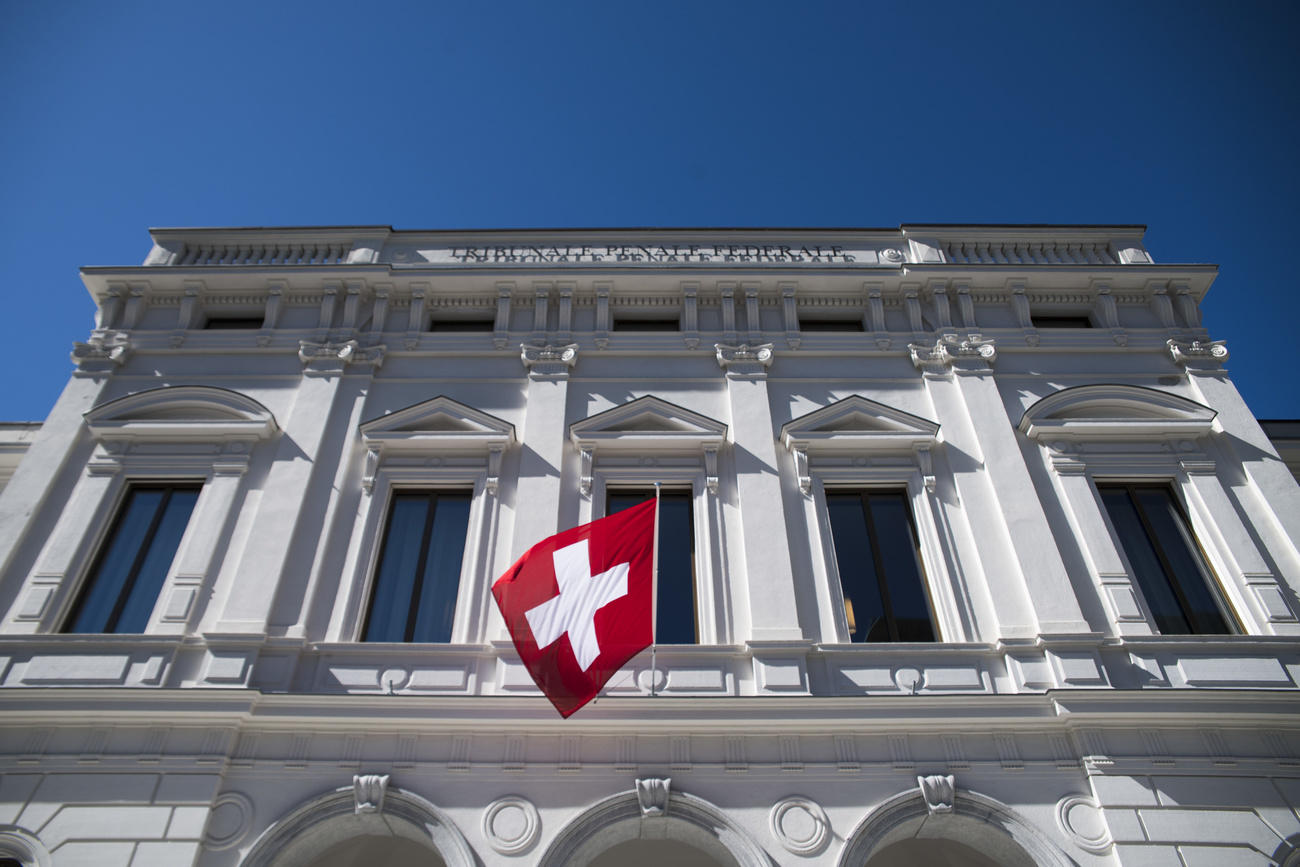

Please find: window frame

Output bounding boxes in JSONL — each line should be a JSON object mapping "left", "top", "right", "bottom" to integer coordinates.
{"left": 330, "top": 396, "right": 513, "bottom": 644}
{"left": 3, "top": 386, "right": 276, "bottom": 636}
{"left": 1020, "top": 384, "right": 1295, "bottom": 636}
{"left": 570, "top": 396, "right": 728, "bottom": 644}
{"left": 1094, "top": 481, "right": 1238, "bottom": 635}
{"left": 822, "top": 487, "right": 940, "bottom": 643}
{"left": 61, "top": 481, "right": 203, "bottom": 634}
{"left": 605, "top": 485, "right": 700, "bottom": 645}
{"left": 782, "top": 395, "right": 972, "bottom": 644}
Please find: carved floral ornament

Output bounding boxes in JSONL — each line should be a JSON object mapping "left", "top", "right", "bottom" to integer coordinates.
{"left": 521, "top": 342, "right": 578, "bottom": 375}
{"left": 71, "top": 331, "right": 132, "bottom": 368}
{"left": 298, "top": 339, "right": 386, "bottom": 371}
{"left": 1168, "top": 337, "right": 1229, "bottom": 367}
{"left": 909, "top": 333, "right": 996, "bottom": 373}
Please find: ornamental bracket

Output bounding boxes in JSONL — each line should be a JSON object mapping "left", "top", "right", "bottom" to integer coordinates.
{"left": 635, "top": 777, "right": 671, "bottom": 817}
{"left": 917, "top": 774, "right": 955, "bottom": 814}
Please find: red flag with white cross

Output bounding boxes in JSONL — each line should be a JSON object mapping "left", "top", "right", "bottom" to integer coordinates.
{"left": 492, "top": 499, "right": 656, "bottom": 717}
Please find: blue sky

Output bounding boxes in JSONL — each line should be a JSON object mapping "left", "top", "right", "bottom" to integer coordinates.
{"left": 3, "top": 1, "right": 1298, "bottom": 420}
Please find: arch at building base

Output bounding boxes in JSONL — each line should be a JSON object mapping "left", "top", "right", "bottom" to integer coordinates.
{"left": 538, "top": 786, "right": 772, "bottom": 867}
{"left": 238, "top": 785, "right": 474, "bottom": 867}
{"left": 840, "top": 786, "right": 1077, "bottom": 867}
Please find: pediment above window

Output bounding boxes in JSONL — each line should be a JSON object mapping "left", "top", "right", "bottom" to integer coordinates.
{"left": 781, "top": 396, "right": 939, "bottom": 454}
{"left": 781, "top": 396, "right": 940, "bottom": 494}
{"left": 360, "top": 396, "right": 515, "bottom": 454}
{"left": 85, "top": 385, "right": 279, "bottom": 442}
{"left": 1019, "top": 385, "right": 1216, "bottom": 441}
{"left": 570, "top": 396, "right": 727, "bottom": 454}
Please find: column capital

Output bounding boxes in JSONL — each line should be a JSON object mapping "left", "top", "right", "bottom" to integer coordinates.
{"left": 715, "top": 342, "right": 773, "bottom": 376}
{"left": 520, "top": 342, "right": 578, "bottom": 377}
{"left": 909, "top": 333, "right": 996, "bottom": 374}
{"left": 1168, "top": 337, "right": 1228, "bottom": 369}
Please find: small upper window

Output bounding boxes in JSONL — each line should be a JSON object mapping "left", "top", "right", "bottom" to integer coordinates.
{"left": 800, "top": 318, "right": 864, "bottom": 332}
{"left": 825, "top": 490, "right": 936, "bottom": 642}
{"left": 363, "top": 490, "right": 472, "bottom": 643}
{"left": 64, "top": 483, "right": 201, "bottom": 633}
{"left": 607, "top": 489, "right": 696, "bottom": 644}
{"left": 1030, "top": 314, "right": 1093, "bottom": 329}
{"left": 203, "top": 316, "right": 264, "bottom": 330}
{"left": 612, "top": 317, "right": 679, "bottom": 332}
{"left": 1098, "top": 484, "right": 1237, "bottom": 635}
{"left": 428, "top": 318, "right": 496, "bottom": 332}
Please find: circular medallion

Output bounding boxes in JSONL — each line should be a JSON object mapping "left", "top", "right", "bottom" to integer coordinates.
{"left": 204, "top": 791, "right": 254, "bottom": 850}
{"left": 769, "top": 796, "right": 830, "bottom": 855}
{"left": 483, "top": 796, "right": 540, "bottom": 855}
{"left": 1055, "top": 794, "right": 1111, "bottom": 854}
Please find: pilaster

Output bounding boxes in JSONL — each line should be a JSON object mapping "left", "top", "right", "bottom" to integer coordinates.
{"left": 911, "top": 335, "right": 1090, "bottom": 638}
{"left": 715, "top": 343, "right": 802, "bottom": 641}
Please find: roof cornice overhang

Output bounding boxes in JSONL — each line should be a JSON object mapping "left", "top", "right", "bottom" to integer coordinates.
{"left": 78, "top": 263, "right": 1218, "bottom": 301}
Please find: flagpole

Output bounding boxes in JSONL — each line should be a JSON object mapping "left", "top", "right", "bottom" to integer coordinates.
{"left": 650, "top": 481, "right": 661, "bottom": 697}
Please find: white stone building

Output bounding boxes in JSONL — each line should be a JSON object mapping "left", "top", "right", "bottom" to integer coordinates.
{"left": 1, "top": 225, "right": 1299, "bottom": 866}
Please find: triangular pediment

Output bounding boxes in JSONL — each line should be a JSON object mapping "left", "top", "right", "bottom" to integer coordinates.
{"left": 781, "top": 396, "right": 938, "bottom": 453}
{"left": 361, "top": 396, "right": 515, "bottom": 451}
{"left": 85, "top": 385, "right": 279, "bottom": 441}
{"left": 1019, "top": 385, "right": 1216, "bottom": 440}
{"left": 570, "top": 396, "right": 726, "bottom": 452}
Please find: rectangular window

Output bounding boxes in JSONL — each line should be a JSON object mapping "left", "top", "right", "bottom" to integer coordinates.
{"left": 825, "top": 490, "right": 936, "bottom": 642}
{"left": 800, "top": 318, "right": 865, "bottom": 332}
{"left": 64, "top": 483, "right": 201, "bottom": 633}
{"left": 203, "top": 316, "right": 264, "bottom": 330}
{"left": 428, "top": 318, "right": 496, "bottom": 332}
{"left": 363, "top": 490, "right": 472, "bottom": 642}
{"left": 1098, "top": 484, "right": 1236, "bottom": 635}
{"left": 607, "top": 489, "right": 696, "bottom": 644}
{"left": 1031, "top": 314, "right": 1093, "bottom": 329}
{"left": 612, "top": 317, "right": 680, "bottom": 332}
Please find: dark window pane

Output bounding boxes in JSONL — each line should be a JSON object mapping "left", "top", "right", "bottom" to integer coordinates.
{"left": 66, "top": 485, "right": 201, "bottom": 633}
{"left": 826, "top": 493, "right": 887, "bottom": 641}
{"left": 364, "top": 491, "right": 470, "bottom": 643}
{"left": 609, "top": 489, "right": 696, "bottom": 644}
{"left": 1100, "top": 487, "right": 1190, "bottom": 633}
{"left": 1135, "top": 488, "right": 1232, "bottom": 635}
{"left": 429, "top": 319, "right": 496, "bottom": 332}
{"left": 612, "top": 318, "right": 679, "bottom": 331}
{"left": 867, "top": 493, "right": 935, "bottom": 642}
{"left": 1100, "top": 485, "right": 1234, "bottom": 635}
{"left": 411, "top": 493, "right": 472, "bottom": 642}
{"left": 826, "top": 491, "right": 936, "bottom": 643}
{"left": 364, "top": 495, "right": 431, "bottom": 642}
{"left": 203, "top": 316, "right": 263, "bottom": 330}
{"left": 114, "top": 488, "right": 199, "bottom": 632}
{"left": 800, "top": 319, "right": 865, "bottom": 332}
{"left": 1031, "top": 315, "right": 1093, "bottom": 329}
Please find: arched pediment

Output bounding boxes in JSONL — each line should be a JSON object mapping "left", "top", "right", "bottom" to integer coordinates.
{"left": 84, "top": 385, "right": 278, "bottom": 441}
{"left": 361, "top": 396, "right": 515, "bottom": 453}
{"left": 570, "top": 396, "right": 727, "bottom": 454}
{"left": 781, "top": 395, "right": 939, "bottom": 454}
{"left": 1019, "top": 384, "right": 1216, "bottom": 441}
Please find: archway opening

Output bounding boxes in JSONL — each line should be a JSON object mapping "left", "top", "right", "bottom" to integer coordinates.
{"left": 589, "top": 838, "right": 731, "bottom": 867}
{"left": 865, "top": 837, "right": 1004, "bottom": 867}
{"left": 308, "top": 835, "right": 445, "bottom": 867}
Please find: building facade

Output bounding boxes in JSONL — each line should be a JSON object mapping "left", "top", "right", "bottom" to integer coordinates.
{"left": 1, "top": 225, "right": 1299, "bottom": 866}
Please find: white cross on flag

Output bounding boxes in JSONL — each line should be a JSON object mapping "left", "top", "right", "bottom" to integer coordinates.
{"left": 492, "top": 499, "right": 656, "bottom": 717}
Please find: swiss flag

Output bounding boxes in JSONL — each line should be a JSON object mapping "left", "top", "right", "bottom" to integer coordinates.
{"left": 492, "top": 499, "right": 657, "bottom": 717}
